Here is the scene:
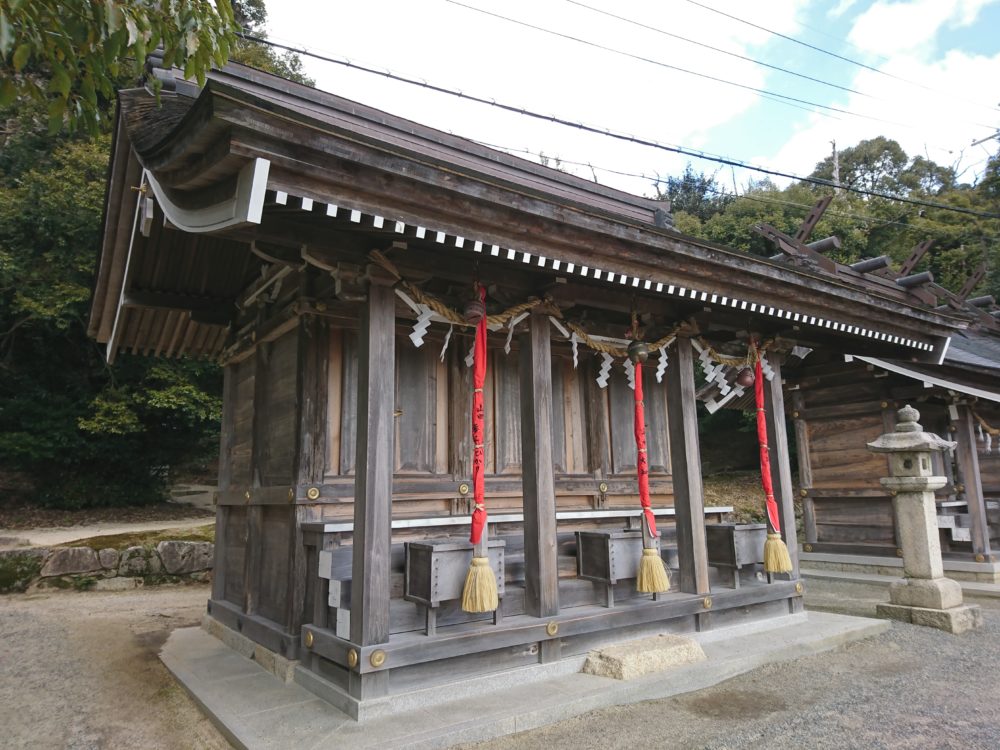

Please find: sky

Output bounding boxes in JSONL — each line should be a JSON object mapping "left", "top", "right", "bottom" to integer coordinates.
{"left": 264, "top": 0, "right": 1000, "bottom": 199}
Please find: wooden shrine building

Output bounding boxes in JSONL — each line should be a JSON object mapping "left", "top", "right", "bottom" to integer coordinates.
{"left": 698, "top": 209, "right": 1000, "bottom": 581}
{"left": 89, "top": 60, "right": 966, "bottom": 714}
{"left": 791, "top": 325, "right": 1000, "bottom": 577}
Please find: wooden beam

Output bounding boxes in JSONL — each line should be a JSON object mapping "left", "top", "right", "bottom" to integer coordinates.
{"left": 898, "top": 240, "right": 933, "bottom": 277}
{"left": 350, "top": 271, "right": 396, "bottom": 646}
{"left": 123, "top": 290, "right": 232, "bottom": 325}
{"left": 793, "top": 196, "right": 833, "bottom": 244}
{"left": 519, "top": 311, "right": 560, "bottom": 618}
{"left": 954, "top": 404, "right": 990, "bottom": 557}
{"left": 666, "top": 337, "right": 710, "bottom": 595}
{"left": 763, "top": 355, "right": 799, "bottom": 574}
{"left": 791, "top": 391, "right": 816, "bottom": 545}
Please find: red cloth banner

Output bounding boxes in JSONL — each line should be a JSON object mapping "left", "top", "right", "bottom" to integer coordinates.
{"left": 753, "top": 353, "right": 782, "bottom": 534}
{"left": 633, "top": 361, "right": 659, "bottom": 538}
{"left": 469, "top": 286, "right": 488, "bottom": 545}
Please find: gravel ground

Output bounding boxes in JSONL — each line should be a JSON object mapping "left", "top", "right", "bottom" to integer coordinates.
{"left": 0, "top": 584, "right": 229, "bottom": 749}
{"left": 466, "top": 596, "right": 1000, "bottom": 750}
{"left": 3, "top": 583, "right": 999, "bottom": 749}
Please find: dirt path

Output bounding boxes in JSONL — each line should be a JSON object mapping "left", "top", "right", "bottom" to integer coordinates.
{"left": 0, "top": 584, "right": 230, "bottom": 749}
{"left": 0, "top": 516, "right": 214, "bottom": 548}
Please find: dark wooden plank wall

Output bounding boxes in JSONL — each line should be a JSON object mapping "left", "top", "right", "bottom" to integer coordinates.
{"left": 323, "top": 334, "right": 676, "bottom": 515}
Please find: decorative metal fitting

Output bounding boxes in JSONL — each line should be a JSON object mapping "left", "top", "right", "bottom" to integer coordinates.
{"left": 627, "top": 339, "right": 649, "bottom": 364}
{"left": 792, "top": 410, "right": 800, "bottom": 419}
{"left": 702, "top": 596, "right": 713, "bottom": 609}
{"left": 795, "top": 582, "right": 804, "bottom": 594}
{"left": 287, "top": 488, "right": 294, "bottom": 502}
{"left": 598, "top": 482, "right": 609, "bottom": 494}
{"left": 347, "top": 648, "right": 359, "bottom": 668}
{"left": 735, "top": 368, "right": 755, "bottom": 388}
{"left": 545, "top": 622, "right": 559, "bottom": 636}
{"left": 803, "top": 543, "right": 813, "bottom": 553}
{"left": 370, "top": 649, "right": 387, "bottom": 668}
{"left": 306, "top": 486, "right": 321, "bottom": 501}
{"left": 304, "top": 631, "right": 314, "bottom": 648}
{"left": 896, "top": 548, "right": 904, "bottom": 557}
{"left": 976, "top": 554, "right": 986, "bottom": 563}
{"left": 244, "top": 490, "right": 251, "bottom": 503}
{"left": 800, "top": 489, "right": 808, "bottom": 497}
{"left": 880, "top": 401, "right": 889, "bottom": 409}
{"left": 458, "top": 483, "right": 470, "bottom": 496}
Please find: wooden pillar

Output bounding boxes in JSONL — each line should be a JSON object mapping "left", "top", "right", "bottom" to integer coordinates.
{"left": 763, "top": 355, "right": 800, "bottom": 575}
{"left": 350, "top": 271, "right": 396, "bottom": 646}
{"left": 665, "top": 337, "right": 710, "bottom": 595}
{"left": 212, "top": 365, "right": 237, "bottom": 603}
{"left": 289, "top": 313, "right": 330, "bottom": 635}
{"left": 244, "top": 338, "right": 269, "bottom": 616}
{"left": 955, "top": 404, "right": 990, "bottom": 557}
{"left": 519, "top": 311, "right": 560, "bottom": 618}
{"left": 791, "top": 390, "right": 816, "bottom": 546}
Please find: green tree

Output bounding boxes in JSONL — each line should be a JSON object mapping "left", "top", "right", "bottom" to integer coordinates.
{"left": 0, "top": 122, "right": 223, "bottom": 508}
{"left": 229, "top": 0, "right": 314, "bottom": 85}
{"left": 0, "top": 0, "right": 238, "bottom": 133}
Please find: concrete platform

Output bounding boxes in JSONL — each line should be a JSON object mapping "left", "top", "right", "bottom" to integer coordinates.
{"left": 800, "top": 550, "right": 1000, "bottom": 584}
{"left": 160, "top": 611, "right": 888, "bottom": 750}
{"left": 802, "top": 567, "right": 1000, "bottom": 601}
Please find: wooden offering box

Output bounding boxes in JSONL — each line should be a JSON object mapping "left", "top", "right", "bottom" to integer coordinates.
{"left": 577, "top": 529, "right": 662, "bottom": 607}
{"left": 706, "top": 523, "right": 766, "bottom": 588}
{"left": 404, "top": 539, "right": 505, "bottom": 634}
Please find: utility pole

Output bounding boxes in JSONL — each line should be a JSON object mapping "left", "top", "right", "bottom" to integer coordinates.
{"left": 831, "top": 139, "right": 840, "bottom": 193}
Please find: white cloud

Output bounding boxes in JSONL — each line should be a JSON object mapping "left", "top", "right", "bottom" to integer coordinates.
{"left": 848, "top": 0, "right": 998, "bottom": 58}
{"left": 759, "top": 45, "right": 1000, "bottom": 186}
{"left": 262, "top": 0, "right": 814, "bottom": 195}
{"left": 830, "top": 0, "right": 861, "bottom": 17}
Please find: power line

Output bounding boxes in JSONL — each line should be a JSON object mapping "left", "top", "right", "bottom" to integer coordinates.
{"left": 234, "top": 33, "right": 1000, "bottom": 220}
{"left": 565, "top": 0, "right": 1000, "bottom": 134}
{"left": 566, "top": 0, "right": 869, "bottom": 98}
{"left": 681, "top": 0, "right": 1000, "bottom": 116}
{"left": 446, "top": 0, "right": 920, "bottom": 133}
{"left": 473, "top": 140, "right": 1000, "bottom": 245}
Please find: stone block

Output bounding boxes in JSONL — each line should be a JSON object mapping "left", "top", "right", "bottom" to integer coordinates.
{"left": 156, "top": 541, "right": 214, "bottom": 575}
{"left": 39, "top": 547, "right": 102, "bottom": 577}
{"left": 253, "top": 644, "right": 298, "bottom": 683}
{"left": 889, "top": 577, "right": 963, "bottom": 609}
{"left": 875, "top": 603, "right": 912, "bottom": 623}
{"left": 92, "top": 576, "right": 143, "bottom": 592}
{"left": 582, "top": 634, "right": 706, "bottom": 680}
{"left": 98, "top": 548, "right": 119, "bottom": 570}
{"left": 118, "top": 546, "right": 162, "bottom": 576}
{"left": 203, "top": 614, "right": 255, "bottom": 658}
{"left": 911, "top": 604, "right": 982, "bottom": 634}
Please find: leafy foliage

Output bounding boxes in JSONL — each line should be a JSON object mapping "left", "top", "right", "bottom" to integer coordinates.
{"left": 0, "top": 0, "right": 238, "bottom": 133}
{"left": 229, "top": 0, "right": 314, "bottom": 86}
{"left": 664, "top": 137, "right": 1000, "bottom": 299}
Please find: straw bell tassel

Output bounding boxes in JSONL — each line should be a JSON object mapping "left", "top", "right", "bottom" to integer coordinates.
{"left": 462, "top": 284, "right": 500, "bottom": 613}
{"left": 630, "top": 356, "right": 670, "bottom": 593}
{"left": 753, "top": 347, "right": 793, "bottom": 575}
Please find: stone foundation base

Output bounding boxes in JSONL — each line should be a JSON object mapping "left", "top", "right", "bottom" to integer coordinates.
{"left": 582, "top": 633, "right": 706, "bottom": 680}
{"left": 875, "top": 602, "right": 983, "bottom": 634}
{"left": 201, "top": 614, "right": 298, "bottom": 682}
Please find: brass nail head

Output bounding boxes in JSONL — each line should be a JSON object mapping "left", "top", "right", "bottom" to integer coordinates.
{"left": 304, "top": 631, "right": 314, "bottom": 648}
{"left": 702, "top": 596, "right": 712, "bottom": 609}
{"left": 795, "top": 582, "right": 804, "bottom": 594}
{"left": 545, "top": 621, "right": 559, "bottom": 636}
{"left": 599, "top": 482, "right": 609, "bottom": 493}
{"left": 458, "top": 483, "right": 470, "bottom": 496}
{"left": 347, "top": 649, "right": 359, "bottom": 668}
{"left": 307, "top": 486, "right": 321, "bottom": 501}
{"left": 370, "top": 649, "right": 387, "bottom": 668}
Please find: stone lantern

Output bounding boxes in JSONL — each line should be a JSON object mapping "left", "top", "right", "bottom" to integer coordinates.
{"left": 867, "top": 405, "right": 981, "bottom": 633}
